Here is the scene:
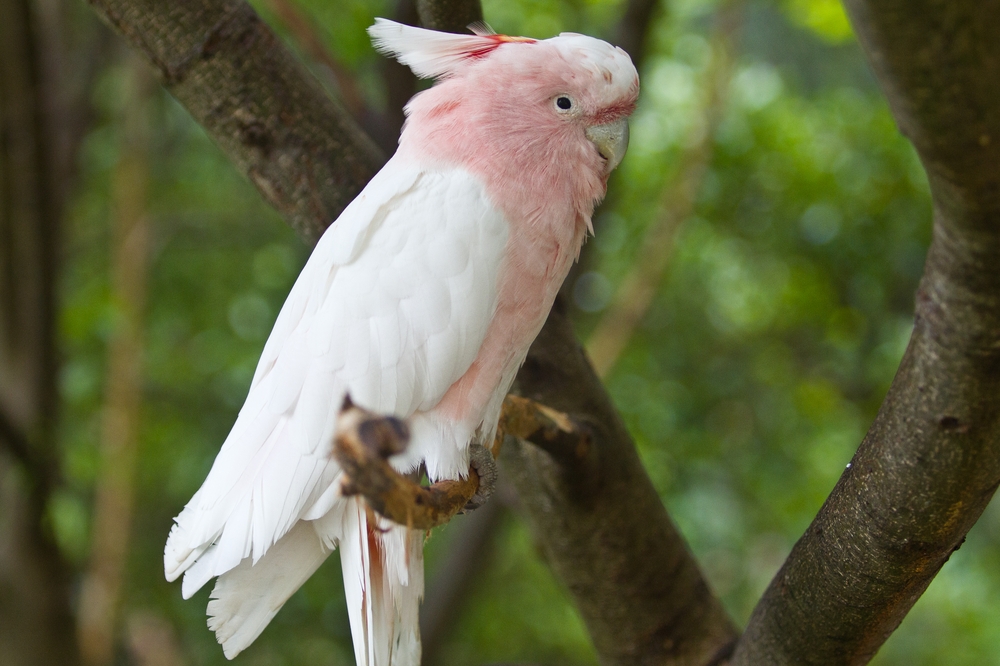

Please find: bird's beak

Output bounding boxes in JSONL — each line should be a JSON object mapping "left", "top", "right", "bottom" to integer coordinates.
{"left": 585, "top": 118, "right": 630, "bottom": 174}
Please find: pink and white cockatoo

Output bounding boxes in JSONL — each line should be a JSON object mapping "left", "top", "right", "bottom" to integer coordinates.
{"left": 164, "top": 17, "right": 638, "bottom": 665}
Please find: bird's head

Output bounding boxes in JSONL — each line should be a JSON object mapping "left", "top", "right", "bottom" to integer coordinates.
{"left": 369, "top": 19, "right": 639, "bottom": 182}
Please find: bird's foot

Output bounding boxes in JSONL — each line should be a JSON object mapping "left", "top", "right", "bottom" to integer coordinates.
{"left": 464, "top": 443, "right": 498, "bottom": 511}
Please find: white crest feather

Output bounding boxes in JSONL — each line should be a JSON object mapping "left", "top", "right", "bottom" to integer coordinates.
{"left": 368, "top": 18, "right": 505, "bottom": 79}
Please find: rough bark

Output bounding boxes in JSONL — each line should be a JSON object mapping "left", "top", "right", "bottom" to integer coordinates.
{"left": 335, "top": 395, "right": 587, "bottom": 531}
{"left": 732, "top": 2, "right": 1000, "bottom": 664}
{"left": 86, "top": 0, "right": 739, "bottom": 663}
{"left": 0, "top": 0, "right": 80, "bottom": 663}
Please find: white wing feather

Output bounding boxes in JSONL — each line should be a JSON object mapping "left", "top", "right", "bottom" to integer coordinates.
{"left": 165, "top": 155, "right": 508, "bottom": 660}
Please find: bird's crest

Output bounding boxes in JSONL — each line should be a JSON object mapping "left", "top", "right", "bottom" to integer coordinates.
{"left": 368, "top": 18, "right": 536, "bottom": 80}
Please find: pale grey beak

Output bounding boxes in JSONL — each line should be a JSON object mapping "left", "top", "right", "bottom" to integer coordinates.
{"left": 585, "top": 118, "right": 630, "bottom": 174}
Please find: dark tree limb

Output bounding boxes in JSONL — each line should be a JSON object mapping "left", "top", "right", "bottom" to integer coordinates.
{"left": 612, "top": 0, "right": 661, "bottom": 65}
{"left": 0, "top": 0, "right": 80, "bottom": 663}
{"left": 87, "top": 0, "right": 738, "bottom": 662}
{"left": 732, "top": 2, "right": 1000, "bottom": 664}
{"left": 0, "top": 407, "right": 36, "bottom": 475}
{"left": 415, "top": 0, "right": 482, "bottom": 33}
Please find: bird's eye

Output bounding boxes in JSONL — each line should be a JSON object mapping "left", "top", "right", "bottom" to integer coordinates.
{"left": 555, "top": 96, "right": 573, "bottom": 111}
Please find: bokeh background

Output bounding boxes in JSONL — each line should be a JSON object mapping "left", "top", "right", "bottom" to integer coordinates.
{"left": 22, "top": 0, "right": 1000, "bottom": 663}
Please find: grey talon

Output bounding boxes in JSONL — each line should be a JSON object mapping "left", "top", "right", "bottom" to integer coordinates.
{"left": 464, "top": 444, "right": 498, "bottom": 511}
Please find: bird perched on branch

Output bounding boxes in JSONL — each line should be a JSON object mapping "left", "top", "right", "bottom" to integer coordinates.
{"left": 164, "top": 17, "right": 638, "bottom": 665}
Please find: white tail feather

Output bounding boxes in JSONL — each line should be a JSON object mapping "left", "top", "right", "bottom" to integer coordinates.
{"left": 341, "top": 501, "right": 423, "bottom": 666}
{"left": 206, "top": 520, "right": 332, "bottom": 659}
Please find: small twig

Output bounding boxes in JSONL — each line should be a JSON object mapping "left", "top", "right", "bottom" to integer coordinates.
{"left": 496, "top": 394, "right": 592, "bottom": 468}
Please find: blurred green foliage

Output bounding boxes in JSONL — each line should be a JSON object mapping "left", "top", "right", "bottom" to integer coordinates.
{"left": 54, "top": 0, "right": 1000, "bottom": 664}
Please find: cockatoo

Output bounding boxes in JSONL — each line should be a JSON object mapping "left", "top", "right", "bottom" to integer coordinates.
{"left": 164, "top": 17, "right": 638, "bottom": 665}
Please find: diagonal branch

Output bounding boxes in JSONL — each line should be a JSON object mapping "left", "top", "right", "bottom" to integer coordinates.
{"left": 732, "top": 1, "right": 1000, "bottom": 663}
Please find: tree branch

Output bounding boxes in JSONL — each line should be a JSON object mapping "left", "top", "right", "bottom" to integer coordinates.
{"left": 732, "top": 2, "right": 1000, "bottom": 663}
{"left": 612, "top": 0, "right": 660, "bottom": 64}
{"left": 415, "top": 0, "right": 482, "bottom": 33}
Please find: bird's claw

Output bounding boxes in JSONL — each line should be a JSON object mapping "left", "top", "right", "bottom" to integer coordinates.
{"left": 463, "top": 443, "right": 497, "bottom": 511}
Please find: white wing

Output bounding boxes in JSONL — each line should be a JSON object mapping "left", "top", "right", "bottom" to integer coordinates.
{"left": 164, "top": 155, "right": 509, "bottom": 593}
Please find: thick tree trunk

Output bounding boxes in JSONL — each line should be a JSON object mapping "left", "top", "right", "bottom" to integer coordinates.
{"left": 732, "top": 2, "right": 1000, "bottom": 663}
{"left": 0, "top": 0, "right": 80, "bottom": 664}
